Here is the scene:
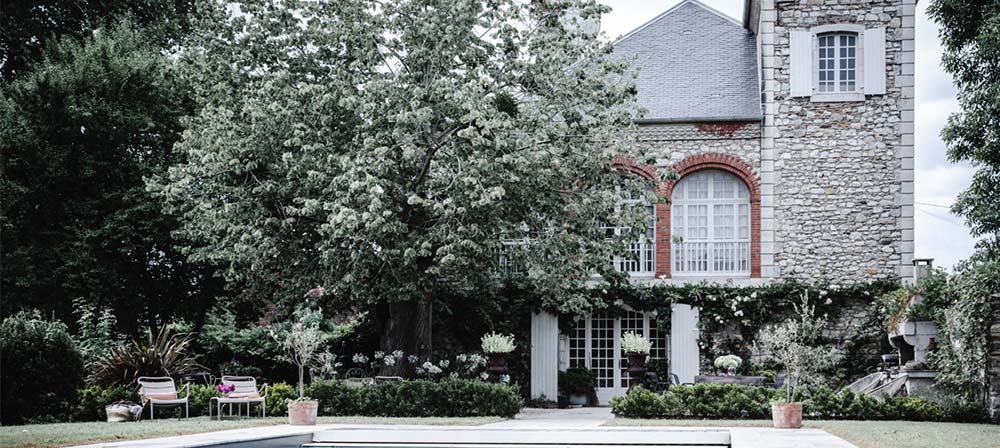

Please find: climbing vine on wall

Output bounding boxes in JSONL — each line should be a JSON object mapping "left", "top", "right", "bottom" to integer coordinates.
{"left": 556, "top": 280, "right": 899, "bottom": 382}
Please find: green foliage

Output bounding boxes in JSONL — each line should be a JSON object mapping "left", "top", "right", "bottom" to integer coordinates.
{"left": 755, "top": 293, "right": 835, "bottom": 402}
{"left": 928, "top": 1, "right": 1000, "bottom": 253}
{"left": 152, "top": 0, "right": 653, "bottom": 358}
{"left": 0, "top": 311, "right": 85, "bottom": 424}
{"left": 267, "top": 382, "right": 298, "bottom": 416}
{"left": 0, "top": 0, "right": 194, "bottom": 79}
{"left": 73, "top": 385, "right": 141, "bottom": 421}
{"left": 582, "top": 281, "right": 896, "bottom": 370}
{"left": 610, "top": 384, "right": 988, "bottom": 422}
{"left": 0, "top": 20, "right": 224, "bottom": 328}
{"left": 559, "top": 367, "right": 597, "bottom": 396}
{"left": 305, "top": 379, "right": 523, "bottom": 418}
{"left": 88, "top": 327, "right": 203, "bottom": 387}
{"left": 931, "top": 257, "right": 998, "bottom": 401}
{"left": 186, "top": 384, "right": 219, "bottom": 417}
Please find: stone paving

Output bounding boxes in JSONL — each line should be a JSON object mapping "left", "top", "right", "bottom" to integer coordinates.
{"left": 69, "top": 408, "right": 860, "bottom": 448}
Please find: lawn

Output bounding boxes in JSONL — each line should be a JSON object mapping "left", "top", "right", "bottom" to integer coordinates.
{"left": 0, "top": 416, "right": 505, "bottom": 448}
{"left": 607, "top": 419, "right": 1000, "bottom": 448}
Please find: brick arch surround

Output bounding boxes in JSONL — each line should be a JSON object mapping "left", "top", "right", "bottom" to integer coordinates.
{"left": 659, "top": 153, "right": 761, "bottom": 279}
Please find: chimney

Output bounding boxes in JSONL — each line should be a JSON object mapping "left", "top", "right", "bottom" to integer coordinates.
{"left": 912, "top": 258, "right": 934, "bottom": 284}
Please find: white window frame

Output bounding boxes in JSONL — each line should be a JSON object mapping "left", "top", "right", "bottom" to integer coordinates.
{"left": 810, "top": 24, "right": 865, "bottom": 102}
{"left": 604, "top": 185, "right": 656, "bottom": 277}
{"left": 670, "top": 170, "right": 751, "bottom": 277}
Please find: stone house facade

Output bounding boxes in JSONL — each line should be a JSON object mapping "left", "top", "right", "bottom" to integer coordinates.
{"left": 530, "top": 0, "right": 917, "bottom": 403}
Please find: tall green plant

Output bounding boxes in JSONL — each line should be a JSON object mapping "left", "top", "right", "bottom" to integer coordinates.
{"left": 755, "top": 292, "right": 834, "bottom": 403}
{"left": 88, "top": 327, "right": 203, "bottom": 387}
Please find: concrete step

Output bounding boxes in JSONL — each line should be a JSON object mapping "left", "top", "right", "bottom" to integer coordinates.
{"left": 309, "top": 428, "right": 730, "bottom": 447}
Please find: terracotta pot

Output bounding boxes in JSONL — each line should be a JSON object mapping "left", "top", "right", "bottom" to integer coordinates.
{"left": 771, "top": 402, "right": 803, "bottom": 429}
{"left": 288, "top": 400, "right": 318, "bottom": 426}
{"left": 487, "top": 353, "right": 509, "bottom": 374}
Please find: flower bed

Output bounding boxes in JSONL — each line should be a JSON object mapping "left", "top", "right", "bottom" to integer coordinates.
{"left": 610, "top": 385, "right": 987, "bottom": 423}
{"left": 306, "top": 379, "right": 522, "bottom": 418}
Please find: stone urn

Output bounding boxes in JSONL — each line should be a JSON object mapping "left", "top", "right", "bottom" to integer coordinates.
{"left": 625, "top": 352, "right": 647, "bottom": 388}
{"left": 288, "top": 400, "right": 318, "bottom": 426}
{"left": 487, "top": 353, "right": 509, "bottom": 374}
{"left": 771, "top": 402, "right": 803, "bottom": 429}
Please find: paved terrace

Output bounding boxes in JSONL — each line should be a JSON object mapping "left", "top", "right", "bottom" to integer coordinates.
{"left": 71, "top": 408, "right": 857, "bottom": 448}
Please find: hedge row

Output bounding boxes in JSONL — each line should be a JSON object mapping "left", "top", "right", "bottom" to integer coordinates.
{"left": 305, "top": 379, "right": 523, "bottom": 418}
{"left": 610, "top": 384, "right": 988, "bottom": 423}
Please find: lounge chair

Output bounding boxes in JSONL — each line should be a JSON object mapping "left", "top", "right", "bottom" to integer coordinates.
{"left": 137, "top": 376, "right": 189, "bottom": 420}
{"left": 213, "top": 375, "right": 268, "bottom": 418}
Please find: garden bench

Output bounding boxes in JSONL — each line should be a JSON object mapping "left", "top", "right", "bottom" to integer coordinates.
{"left": 137, "top": 376, "right": 189, "bottom": 420}
{"left": 210, "top": 375, "right": 268, "bottom": 419}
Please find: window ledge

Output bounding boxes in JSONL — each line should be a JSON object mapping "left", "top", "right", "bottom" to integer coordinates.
{"left": 810, "top": 92, "right": 865, "bottom": 103}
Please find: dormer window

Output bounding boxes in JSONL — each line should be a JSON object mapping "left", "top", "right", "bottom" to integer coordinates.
{"left": 817, "top": 33, "right": 857, "bottom": 93}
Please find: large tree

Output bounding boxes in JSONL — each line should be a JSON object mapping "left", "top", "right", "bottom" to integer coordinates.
{"left": 0, "top": 0, "right": 195, "bottom": 80}
{"left": 0, "top": 23, "right": 224, "bottom": 331}
{"left": 929, "top": 0, "right": 1000, "bottom": 255}
{"left": 153, "top": 0, "right": 656, "bottom": 361}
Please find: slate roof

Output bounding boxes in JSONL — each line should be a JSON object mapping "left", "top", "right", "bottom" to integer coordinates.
{"left": 612, "top": 0, "right": 762, "bottom": 122}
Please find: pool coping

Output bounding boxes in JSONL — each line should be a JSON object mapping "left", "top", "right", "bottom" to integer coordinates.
{"left": 69, "top": 424, "right": 858, "bottom": 448}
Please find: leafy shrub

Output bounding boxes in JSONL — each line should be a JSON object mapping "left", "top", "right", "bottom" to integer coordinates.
{"left": 306, "top": 379, "right": 523, "bottom": 418}
{"left": 73, "top": 385, "right": 141, "bottom": 421}
{"left": 88, "top": 327, "right": 203, "bottom": 387}
{"left": 1, "top": 311, "right": 86, "bottom": 424}
{"left": 267, "top": 382, "right": 297, "bottom": 416}
{"left": 559, "top": 368, "right": 596, "bottom": 396}
{"left": 187, "top": 384, "right": 219, "bottom": 417}
{"left": 610, "top": 384, "right": 988, "bottom": 422}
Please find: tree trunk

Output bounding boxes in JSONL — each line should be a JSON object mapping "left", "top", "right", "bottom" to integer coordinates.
{"left": 377, "top": 299, "right": 433, "bottom": 376}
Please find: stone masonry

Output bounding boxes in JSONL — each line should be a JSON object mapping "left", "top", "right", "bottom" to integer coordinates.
{"left": 755, "top": 0, "right": 915, "bottom": 283}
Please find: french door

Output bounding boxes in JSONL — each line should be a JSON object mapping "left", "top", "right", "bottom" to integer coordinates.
{"left": 568, "top": 310, "right": 666, "bottom": 404}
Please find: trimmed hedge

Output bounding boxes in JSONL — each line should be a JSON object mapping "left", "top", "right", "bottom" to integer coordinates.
{"left": 610, "top": 384, "right": 988, "bottom": 423}
{"left": 306, "top": 379, "right": 523, "bottom": 418}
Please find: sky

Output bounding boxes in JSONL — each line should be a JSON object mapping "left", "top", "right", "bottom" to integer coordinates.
{"left": 596, "top": 0, "right": 978, "bottom": 271}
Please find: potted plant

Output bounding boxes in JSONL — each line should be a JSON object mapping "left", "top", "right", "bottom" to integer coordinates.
{"left": 559, "top": 367, "right": 596, "bottom": 406}
{"left": 620, "top": 331, "right": 651, "bottom": 388}
{"left": 275, "top": 319, "right": 327, "bottom": 425}
{"left": 756, "top": 293, "right": 833, "bottom": 429}
{"left": 713, "top": 354, "right": 743, "bottom": 376}
{"left": 481, "top": 332, "right": 516, "bottom": 374}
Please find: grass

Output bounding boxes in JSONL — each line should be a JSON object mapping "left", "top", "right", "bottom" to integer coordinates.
{"left": 607, "top": 419, "right": 1000, "bottom": 448}
{"left": 0, "top": 416, "right": 505, "bottom": 448}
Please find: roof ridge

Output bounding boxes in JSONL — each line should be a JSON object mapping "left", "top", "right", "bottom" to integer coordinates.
{"left": 611, "top": 0, "right": 744, "bottom": 46}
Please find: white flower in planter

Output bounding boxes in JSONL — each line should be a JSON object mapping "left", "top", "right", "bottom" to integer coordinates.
{"left": 500, "top": 375, "right": 511, "bottom": 384}
{"left": 480, "top": 372, "right": 490, "bottom": 381}
{"left": 620, "top": 331, "right": 651, "bottom": 354}
{"left": 481, "top": 332, "right": 516, "bottom": 354}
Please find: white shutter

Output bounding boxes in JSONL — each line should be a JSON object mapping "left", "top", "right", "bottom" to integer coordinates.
{"left": 864, "top": 27, "right": 887, "bottom": 95}
{"left": 789, "top": 30, "right": 813, "bottom": 97}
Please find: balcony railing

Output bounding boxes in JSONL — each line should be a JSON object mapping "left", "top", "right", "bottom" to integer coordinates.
{"left": 672, "top": 241, "right": 749, "bottom": 275}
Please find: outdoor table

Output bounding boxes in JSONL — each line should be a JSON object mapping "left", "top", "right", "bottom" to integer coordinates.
{"left": 209, "top": 396, "right": 251, "bottom": 419}
{"left": 694, "top": 375, "right": 767, "bottom": 386}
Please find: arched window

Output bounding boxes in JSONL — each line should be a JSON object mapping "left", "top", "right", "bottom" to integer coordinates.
{"left": 670, "top": 170, "right": 750, "bottom": 275}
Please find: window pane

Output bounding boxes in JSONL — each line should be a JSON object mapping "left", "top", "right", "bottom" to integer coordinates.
{"left": 671, "top": 170, "right": 751, "bottom": 275}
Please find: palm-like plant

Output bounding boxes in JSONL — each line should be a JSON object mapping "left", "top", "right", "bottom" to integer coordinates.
{"left": 88, "top": 327, "right": 203, "bottom": 387}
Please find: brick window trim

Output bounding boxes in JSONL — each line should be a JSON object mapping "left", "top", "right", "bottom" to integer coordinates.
{"left": 614, "top": 153, "right": 762, "bottom": 279}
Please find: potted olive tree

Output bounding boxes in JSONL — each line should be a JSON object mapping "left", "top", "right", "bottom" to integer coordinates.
{"left": 621, "top": 331, "right": 651, "bottom": 388}
{"left": 756, "top": 293, "right": 833, "bottom": 429}
{"left": 276, "top": 320, "right": 327, "bottom": 425}
{"left": 559, "top": 367, "right": 597, "bottom": 406}
{"left": 482, "top": 332, "right": 516, "bottom": 375}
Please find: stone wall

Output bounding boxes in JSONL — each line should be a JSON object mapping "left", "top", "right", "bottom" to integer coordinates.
{"left": 758, "top": 0, "right": 915, "bottom": 283}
